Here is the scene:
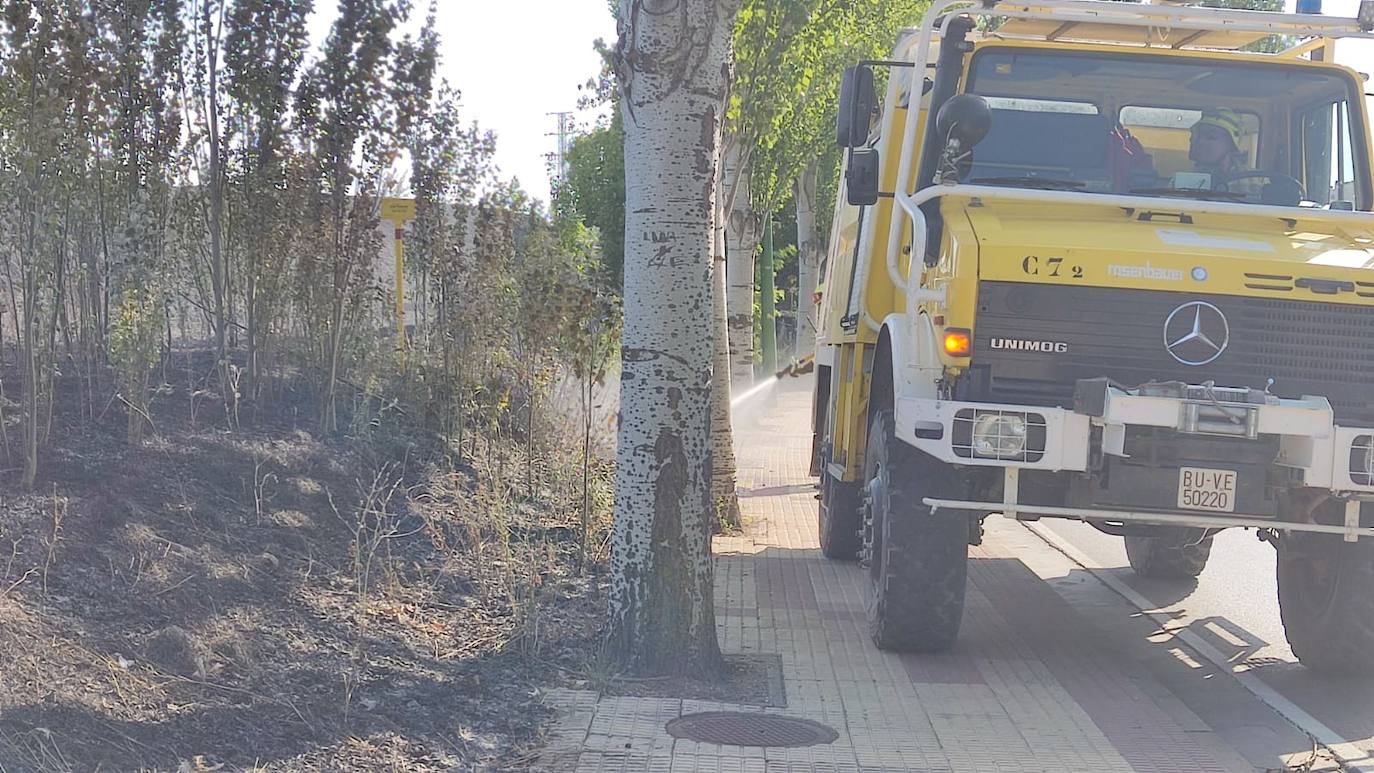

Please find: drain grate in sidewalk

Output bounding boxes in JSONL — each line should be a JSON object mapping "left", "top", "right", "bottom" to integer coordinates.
{"left": 665, "top": 712, "right": 838, "bottom": 747}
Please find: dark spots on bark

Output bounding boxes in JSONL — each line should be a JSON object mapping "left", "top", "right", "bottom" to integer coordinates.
{"left": 695, "top": 104, "right": 716, "bottom": 176}
{"left": 643, "top": 0, "right": 683, "bottom": 15}
{"left": 604, "top": 545, "right": 644, "bottom": 663}
{"left": 609, "top": 0, "right": 735, "bottom": 681}
{"left": 607, "top": 415, "right": 723, "bottom": 677}
{"left": 646, "top": 427, "right": 692, "bottom": 673}
{"left": 623, "top": 347, "right": 657, "bottom": 364}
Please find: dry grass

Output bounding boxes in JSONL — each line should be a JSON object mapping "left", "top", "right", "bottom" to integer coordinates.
{"left": 0, "top": 366, "right": 614, "bottom": 771}
{"left": 0, "top": 727, "right": 72, "bottom": 773}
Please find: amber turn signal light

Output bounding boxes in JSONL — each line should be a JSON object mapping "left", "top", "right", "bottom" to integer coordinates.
{"left": 943, "top": 328, "right": 972, "bottom": 357}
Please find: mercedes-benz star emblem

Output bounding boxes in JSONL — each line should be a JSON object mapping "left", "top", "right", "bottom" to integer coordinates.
{"left": 1164, "top": 301, "right": 1229, "bottom": 366}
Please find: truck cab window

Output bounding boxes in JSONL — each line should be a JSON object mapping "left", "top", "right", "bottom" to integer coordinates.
{"left": 964, "top": 48, "right": 1369, "bottom": 209}
{"left": 1298, "top": 98, "right": 1359, "bottom": 208}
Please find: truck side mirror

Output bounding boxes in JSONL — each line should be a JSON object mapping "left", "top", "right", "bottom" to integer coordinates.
{"left": 845, "top": 148, "right": 880, "bottom": 206}
{"left": 836, "top": 66, "right": 877, "bottom": 148}
{"left": 932, "top": 93, "right": 991, "bottom": 185}
{"left": 935, "top": 93, "right": 992, "bottom": 148}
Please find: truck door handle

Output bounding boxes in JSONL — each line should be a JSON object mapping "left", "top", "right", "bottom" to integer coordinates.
{"left": 1137, "top": 210, "right": 1193, "bottom": 224}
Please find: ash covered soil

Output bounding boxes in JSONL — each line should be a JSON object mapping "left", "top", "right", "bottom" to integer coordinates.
{"left": 0, "top": 361, "right": 610, "bottom": 771}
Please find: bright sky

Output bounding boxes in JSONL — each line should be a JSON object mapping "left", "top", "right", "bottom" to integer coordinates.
{"left": 1311, "top": 0, "right": 1374, "bottom": 77}
{"left": 302, "top": 0, "right": 1374, "bottom": 205}
{"left": 435, "top": 2, "right": 618, "bottom": 203}
{"left": 444, "top": 0, "right": 1374, "bottom": 206}
{"left": 308, "top": 2, "right": 617, "bottom": 206}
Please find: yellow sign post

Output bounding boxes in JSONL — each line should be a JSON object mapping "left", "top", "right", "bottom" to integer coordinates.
{"left": 380, "top": 197, "right": 417, "bottom": 344}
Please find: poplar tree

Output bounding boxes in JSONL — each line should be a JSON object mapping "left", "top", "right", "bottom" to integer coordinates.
{"left": 606, "top": 0, "right": 741, "bottom": 677}
{"left": 295, "top": 0, "right": 408, "bottom": 431}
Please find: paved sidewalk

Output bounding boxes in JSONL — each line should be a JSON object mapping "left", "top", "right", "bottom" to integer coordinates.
{"left": 540, "top": 376, "right": 1323, "bottom": 772}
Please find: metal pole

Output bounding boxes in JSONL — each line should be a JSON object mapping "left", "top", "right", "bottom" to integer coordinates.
{"left": 394, "top": 226, "right": 405, "bottom": 345}
{"left": 760, "top": 215, "right": 777, "bottom": 376}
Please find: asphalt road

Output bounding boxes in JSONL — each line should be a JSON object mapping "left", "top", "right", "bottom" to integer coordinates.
{"left": 1038, "top": 519, "right": 1374, "bottom": 768}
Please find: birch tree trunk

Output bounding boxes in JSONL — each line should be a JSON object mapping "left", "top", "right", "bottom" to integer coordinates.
{"left": 710, "top": 161, "right": 740, "bottom": 530}
{"left": 723, "top": 138, "right": 759, "bottom": 388}
{"left": 607, "top": 0, "right": 739, "bottom": 677}
{"left": 795, "top": 160, "right": 820, "bottom": 360}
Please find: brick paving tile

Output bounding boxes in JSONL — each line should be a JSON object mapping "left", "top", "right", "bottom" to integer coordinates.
{"left": 537, "top": 377, "right": 1312, "bottom": 772}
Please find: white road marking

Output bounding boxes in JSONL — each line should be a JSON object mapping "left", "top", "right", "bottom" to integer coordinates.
{"left": 1022, "top": 519, "right": 1374, "bottom": 773}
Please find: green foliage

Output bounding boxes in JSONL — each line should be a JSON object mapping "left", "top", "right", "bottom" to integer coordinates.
{"left": 109, "top": 293, "right": 162, "bottom": 381}
{"left": 294, "top": 0, "right": 413, "bottom": 431}
{"left": 812, "top": 142, "right": 843, "bottom": 238}
{"left": 109, "top": 289, "right": 165, "bottom": 444}
{"left": 1199, "top": 0, "right": 1283, "bottom": 9}
{"left": 732, "top": 0, "right": 931, "bottom": 213}
{"left": 0, "top": 0, "right": 106, "bottom": 487}
{"left": 0, "top": 0, "right": 625, "bottom": 487}
{"left": 557, "top": 104, "right": 626, "bottom": 288}
{"left": 1196, "top": 0, "right": 1292, "bottom": 52}
{"left": 221, "top": 0, "right": 314, "bottom": 402}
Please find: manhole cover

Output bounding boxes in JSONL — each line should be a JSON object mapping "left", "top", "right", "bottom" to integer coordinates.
{"left": 665, "top": 711, "right": 838, "bottom": 747}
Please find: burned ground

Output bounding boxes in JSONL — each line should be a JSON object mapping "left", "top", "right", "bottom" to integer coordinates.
{"left": 0, "top": 353, "right": 611, "bottom": 771}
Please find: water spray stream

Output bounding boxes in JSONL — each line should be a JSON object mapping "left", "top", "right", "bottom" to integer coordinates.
{"left": 730, "top": 355, "right": 815, "bottom": 410}
{"left": 730, "top": 377, "right": 780, "bottom": 409}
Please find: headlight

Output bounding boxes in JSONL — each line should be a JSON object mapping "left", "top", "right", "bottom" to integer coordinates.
{"left": 952, "top": 409, "right": 1047, "bottom": 462}
{"left": 972, "top": 414, "right": 1027, "bottom": 458}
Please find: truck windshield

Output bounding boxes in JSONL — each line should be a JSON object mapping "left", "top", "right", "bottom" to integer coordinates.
{"left": 964, "top": 48, "right": 1369, "bottom": 210}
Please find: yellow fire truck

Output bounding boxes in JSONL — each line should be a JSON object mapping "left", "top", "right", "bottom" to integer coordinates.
{"left": 814, "top": 0, "right": 1374, "bottom": 673}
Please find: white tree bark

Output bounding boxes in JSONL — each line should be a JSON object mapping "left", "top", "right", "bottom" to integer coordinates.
{"left": 723, "top": 138, "right": 759, "bottom": 387}
{"left": 607, "top": 0, "right": 738, "bottom": 677}
{"left": 710, "top": 159, "right": 740, "bottom": 530}
{"left": 795, "top": 160, "right": 820, "bottom": 359}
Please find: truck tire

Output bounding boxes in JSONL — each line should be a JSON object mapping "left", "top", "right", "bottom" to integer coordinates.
{"left": 863, "top": 410, "right": 967, "bottom": 652}
{"left": 819, "top": 470, "right": 862, "bottom": 560}
{"left": 1123, "top": 528, "right": 1213, "bottom": 580}
{"left": 1278, "top": 526, "right": 1374, "bottom": 675}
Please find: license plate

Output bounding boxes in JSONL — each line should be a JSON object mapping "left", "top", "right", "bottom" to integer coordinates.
{"left": 1177, "top": 467, "right": 1237, "bottom": 513}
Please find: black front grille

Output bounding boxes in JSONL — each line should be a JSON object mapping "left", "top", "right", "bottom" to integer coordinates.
{"left": 967, "top": 282, "right": 1374, "bottom": 426}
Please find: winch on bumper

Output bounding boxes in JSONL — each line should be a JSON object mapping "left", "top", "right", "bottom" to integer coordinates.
{"left": 894, "top": 378, "right": 1374, "bottom": 541}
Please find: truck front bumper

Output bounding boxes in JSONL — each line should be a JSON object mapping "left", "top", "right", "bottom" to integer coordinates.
{"left": 895, "top": 380, "right": 1374, "bottom": 539}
